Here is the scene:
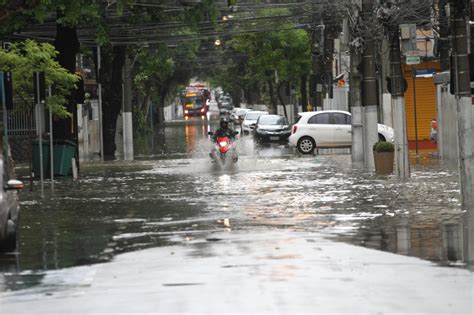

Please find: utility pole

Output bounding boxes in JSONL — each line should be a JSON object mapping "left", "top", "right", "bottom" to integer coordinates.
{"left": 380, "top": 37, "right": 393, "bottom": 127}
{"left": 389, "top": 24, "right": 410, "bottom": 179}
{"left": 361, "top": 0, "right": 378, "bottom": 171}
{"left": 122, "top": 55, "right": 134, "bottom": 161}
{"left": 439, "top": 0, "right": 451, "bottom": 72}
{"left": 450, "top": 0, "right": 474, "bottom": 212}
{"left": 436, "top": 0, "right": 450, "bottom": 161}
{"left": 323, "top": 24, "right": 335, "bottom": 108}
{"left": 311, "top": 18, "right": 325, "bottom": 111}
{"left": 350, "top": 1, "right": 364, "bottom": 163}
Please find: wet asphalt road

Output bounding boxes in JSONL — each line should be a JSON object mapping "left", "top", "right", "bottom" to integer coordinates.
{"left": 0, "top": 119, "right": 472, "bottom": 312}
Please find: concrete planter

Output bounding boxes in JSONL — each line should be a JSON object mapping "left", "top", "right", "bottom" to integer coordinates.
{"left": 373, "top": 151, "right": 394, "bottom": 175}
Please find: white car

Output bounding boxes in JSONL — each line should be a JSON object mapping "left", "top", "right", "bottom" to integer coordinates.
{"left": 289, "top": 110, "right": 395, "bottom": 154}
{"left": 241, "top": 110, "right": 268, "bottom": 135}
{"left": 231, "top": 108, "right": 252, "bottom": 124}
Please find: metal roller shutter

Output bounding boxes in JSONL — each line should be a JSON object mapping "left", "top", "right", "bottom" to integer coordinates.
{"left": 404, "top": 75, "right": 437, "bottom": 141}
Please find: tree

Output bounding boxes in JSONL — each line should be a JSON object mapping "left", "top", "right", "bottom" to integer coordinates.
{"left": 133, "top": 36, "right": 200, "bottom": 129}
{"left": 1, "top": 0, "right": 218, "bottom": 159}
{"left": 229, "top": 26, "right": 311, "bottom": 114}
{"left": 0, "top": 40, "right": 79, "bottom": 117}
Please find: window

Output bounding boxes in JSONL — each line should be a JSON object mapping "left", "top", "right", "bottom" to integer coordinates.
{"left": 258, "top": 115, "right": 288, "bottom": 125}
{"left": 332, "top": 113, "right": 351, "bottom": 125}
{"left": 308, "top": 113, "right": 330, "bottom": 124}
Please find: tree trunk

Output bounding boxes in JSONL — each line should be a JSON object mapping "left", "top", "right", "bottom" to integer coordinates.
{"left": 324, "top": 28, "right": 334, "bottom": 101}
{"left": 311, "top": 24, "right": 324, "bottom": 110}
{"left": 142, "top": 92, "right": 151, "bottom": 122}
{"left": 100, "top": 45, "right": 126, "bottom": 160}
{"left": 388, "top": 25, "right": 410, "bottom": 179}
{"left": 267, "top": 79, "right": 277, "bottom": 114}
{"left": 361, "top": 0, "right": 378, "bottom": 171}
{"left": 157, "top": 86, "right": 169, "bottom": 125}
{"left": 451, "top": 0, "right": 474, "bottom": 212}
{"left": 53, "top": 22, "right": 81, "bottom": 141}
{"left": 277, "top": 81, "right": 289, "bottom": 119}
{"left": 350, "top": 25, "right": 364, "bottom": 163}
{"left": 300, "top": 75, "right": 308, "bottom": 111}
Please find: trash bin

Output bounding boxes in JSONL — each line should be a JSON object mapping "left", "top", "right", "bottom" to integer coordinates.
{"left": 52, "top": 140, "right": 76, "bottom": 176}
{"left": 32, "top": 140, "right": 50, "bottom": 177}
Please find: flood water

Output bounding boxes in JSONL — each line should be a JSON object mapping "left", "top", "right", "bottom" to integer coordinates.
{"left": 0, "top": 118, "right": 471, "bottom": 292}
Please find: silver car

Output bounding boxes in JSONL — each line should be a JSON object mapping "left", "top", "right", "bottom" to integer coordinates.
{"left": 241, "top": 110, "right": 269, "bottom": 135}
{"left": 0, "top": 140, "right": 23, "bottom": 252}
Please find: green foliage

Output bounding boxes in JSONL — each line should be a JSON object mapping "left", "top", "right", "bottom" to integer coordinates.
{"left": 207, "top": 7, "right": 311, "bottom": 104}
{"left": 0, "top": 40, "right": 80, "bottom": 117}
{"left": 373, "top": 141, "right": 395, "bottom": 152}
{"left": 0, "top": 0, "right": 102, "bottom": 37}
{"left": 231, "top": 28, "right": 310, "bottom": 83}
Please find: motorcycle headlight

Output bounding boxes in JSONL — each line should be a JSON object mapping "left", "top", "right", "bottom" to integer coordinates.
{"left": 219, "top": 141, "right": 228, "bottom": 147}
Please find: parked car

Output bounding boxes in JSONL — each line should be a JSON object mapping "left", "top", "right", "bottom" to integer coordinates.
{"left": 241, "top": 110, "right": 269, "bottom": 135}
{"left": 0, "top": 143, "right": 23, "bottom": 252}
{"left": 289, "top": 110, "right": 395, "bottom": 154}
{"left": 231, "top": 108, "right": 252, "bottom": 124}
{"left": 253, "top": 114, "right": 291, "bottom": 144}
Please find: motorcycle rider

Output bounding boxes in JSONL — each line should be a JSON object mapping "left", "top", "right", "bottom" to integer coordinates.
{"left": 210, "top": 117, "right": 238, "bottom": 162}
{"left": 213, "top": 117, "right": 236, "bottom": 143}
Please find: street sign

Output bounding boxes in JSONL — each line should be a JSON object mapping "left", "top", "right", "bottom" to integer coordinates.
{"left": 406, "top": 56, "right": 421, "bottom": 65}
{"left": 415, "top": 68, "right": 435, "bottom": 77}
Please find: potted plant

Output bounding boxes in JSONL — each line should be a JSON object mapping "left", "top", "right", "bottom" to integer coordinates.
{"left": 373, "top": 141, "right": 395, "bottom": 175}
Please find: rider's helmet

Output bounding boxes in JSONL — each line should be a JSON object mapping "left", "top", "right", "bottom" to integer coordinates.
{"left": 220, "top": 117, "right": 229, "bottom": 128}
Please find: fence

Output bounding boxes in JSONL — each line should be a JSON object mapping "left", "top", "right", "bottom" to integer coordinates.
{"left": 6, "top": 100, "right": 36, "bottom": 136}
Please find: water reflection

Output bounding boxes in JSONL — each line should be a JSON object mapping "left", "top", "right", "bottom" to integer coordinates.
{"left": 136, "top": 118, "right": 215, "bottom": 158}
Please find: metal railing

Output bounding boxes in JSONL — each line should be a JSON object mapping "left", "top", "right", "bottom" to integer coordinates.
{"left": 7, "top": 100, "right": 36, "bottom": 136}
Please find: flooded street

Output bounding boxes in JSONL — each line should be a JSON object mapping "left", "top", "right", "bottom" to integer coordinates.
{"left": 0, "top": 119, "right": 472, "bottom": 313}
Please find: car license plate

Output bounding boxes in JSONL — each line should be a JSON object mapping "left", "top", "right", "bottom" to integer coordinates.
{"left": 270, "top": 136, "right": 279, "bottom": 141}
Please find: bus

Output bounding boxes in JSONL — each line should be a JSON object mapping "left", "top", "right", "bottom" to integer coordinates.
{"left": 182, "top": 88, "right": 210, "bottom": 118}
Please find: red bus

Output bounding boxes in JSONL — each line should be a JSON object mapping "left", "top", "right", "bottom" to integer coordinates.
{"left": 182, "top": 89, "right": 210, "bottom": 117}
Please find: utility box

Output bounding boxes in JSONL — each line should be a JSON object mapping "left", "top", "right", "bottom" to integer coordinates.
{"left": 52, "top": 140, "right": 76, "bottom": 176}
{"left": 32, "top": 140, "right": 50, "bottom": 177}
{"left": 32, "top": 140, "right": 77, "bottom": 177}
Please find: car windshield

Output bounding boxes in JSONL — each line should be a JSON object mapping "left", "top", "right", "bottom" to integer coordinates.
{"left": 246, "top": 112, "right": 265, "bottom": 120}
{"left": 259, "top": 116, "right": 288, "bottom": 125}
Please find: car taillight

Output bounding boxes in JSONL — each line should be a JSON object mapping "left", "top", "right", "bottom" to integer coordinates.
{"left": 292, "top": 125, "right": 297, "bottom": 134}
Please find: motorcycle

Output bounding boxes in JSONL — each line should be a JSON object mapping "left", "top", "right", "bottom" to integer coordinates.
{"left": 208, "top": 132, "right": 239, "bottom": 165}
